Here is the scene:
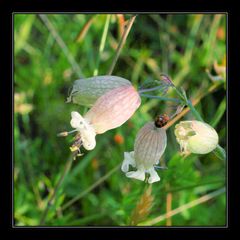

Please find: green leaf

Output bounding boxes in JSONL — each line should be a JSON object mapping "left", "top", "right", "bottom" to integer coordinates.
{"left": 210, "top": 97, "right": 226, "bottom": 128}
{"left": 15, "top": 15, "right": 35, "bottom": 54}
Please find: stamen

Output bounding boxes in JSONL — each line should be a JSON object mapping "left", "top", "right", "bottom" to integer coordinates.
{"left": 70, "top": 134, "right": 83, "bottom": 159}
{"left": 57, "top": 129, "right": 78, "bottom": 137}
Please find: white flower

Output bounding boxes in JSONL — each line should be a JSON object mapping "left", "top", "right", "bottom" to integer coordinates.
{"left": 69, "top": 85, "right": 141, "bottom": 151}
{"left": 121, "top": 121, "right": 167, "bottom": 184}
{"left": 174, "top": 120, "right": 219, "bottom": 154}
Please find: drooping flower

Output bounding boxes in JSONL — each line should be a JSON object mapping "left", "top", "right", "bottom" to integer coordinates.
{"left": 67, "top": 75, "right": 132, "bottom": 107}
{"left": 121, "top": 115, "right": 168, "bottom": 184}
{"left": 69, "top": 85, "right": 141, "bottom": 151}
{"left": 174, "top": 120, "right": 219, "bottom": 154}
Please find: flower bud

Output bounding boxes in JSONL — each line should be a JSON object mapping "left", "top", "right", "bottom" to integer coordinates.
{"left": 121, "top": 121, "right": 167, "bottom": 184}
{"left": 70, "top": 85, "right": 141, "bottom": 150}
{"left": 67, "top": 75, "right": 132, "bottom": 107}
{"left": 174, "top": 120, "right": 219, "bottom": 154}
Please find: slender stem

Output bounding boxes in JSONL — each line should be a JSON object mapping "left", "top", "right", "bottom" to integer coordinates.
{"left": 166, "top": 179, "right": 224, "bottom": 193}
{"left": 138, "top": 85, "right": 166, "bottom": 94}
{"left": 138, "top": 187, "right": 225, "bottom": 226}
{"left": 107, "top": 15, "right": 137, "bottom": 75}
{"left": 61, "top": 163, "right": 121, "bottom": 211}
{"left": 140, "top": 93, "right": 181, "bottom": 103}
{"left": 38, "top": 14, "right": 83, "bottom": 78}
{"left": 173, "top": 86, "right": 186, "bottom": 102}
{"left": 166, "top": 183, "right": 172, "bottom": 226}
{"left": 164, "top": 83, "right": 221, "bottom": 130}
{"left": 93, "top": 15, "right": 111, "bottom": 76}
{"left": 39, "top": 156, "right": 74, "bottom": 225}
{"left": 187, "top": 99, "right": 204, "bottom": 121}
{"left": 75, "top": 15, "right": 96, "bottom": 42}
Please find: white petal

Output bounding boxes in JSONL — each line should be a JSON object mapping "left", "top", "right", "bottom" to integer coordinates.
{"left": 121, "top": 151, "right": 136, "bottom": 173}
{"left": 126, "top": 169, "right": 145, "bottom": 181}
{"left": 147, "top": 167, "right": 160, "bottom": 184}
{"left": 70, "top": 111, "right": 97, "bottom": 151}
{"left": 82, "top": 136, "right": 96, "bottom": 150}
{"left": 71, "top": 111, "right": 82, "bottom": 119}
{"left": 70, "top": 111, "right": 85, "bottom": 129}
{"left": 70, "top": 119, "right": 80, "bottom": 129}
{"left": 80, "top": 125, "right": 96, "bottom": 150}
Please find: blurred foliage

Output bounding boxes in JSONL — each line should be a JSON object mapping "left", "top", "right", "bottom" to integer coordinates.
{"left": 14, "top": 14, "right": 226, "bottom": 226}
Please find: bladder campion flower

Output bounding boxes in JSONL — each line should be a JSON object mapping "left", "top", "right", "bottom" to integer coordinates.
{"left": 67, "top": 75, "right": 132, "bottom": 107}
{"left": 69, "top": 85, "right": 141, "bottom": 151}
{"left": 174, "top": 120, "right": 219, "bottom": 154}
{"left": 121, "top": 115, "right": 168, "bottom": 184}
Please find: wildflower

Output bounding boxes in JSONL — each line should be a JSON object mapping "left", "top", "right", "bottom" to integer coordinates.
{"left": 67, "top": 75, "right": 131, "bottom": 107}
{"left": 121, "top": 115, "right": 168, "bottom": 184}
{"left": 174, "top": 120, "right": 219, "bottom": 154}
{"left": 69, "top": 85, "right": 141, "bottom": 151}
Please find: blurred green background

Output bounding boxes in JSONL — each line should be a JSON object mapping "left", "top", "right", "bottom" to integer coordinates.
{"left": 14, "top": 14, "right": 226, "bottom": 226}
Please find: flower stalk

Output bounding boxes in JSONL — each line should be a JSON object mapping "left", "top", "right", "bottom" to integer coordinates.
{"left": 39, "top": 155, "right": 75, "bottom": 225}
{"left": 140, "top": 93, "right": 181, "bottom": 103}
{"left": 107, "top": 15, "right": 137, "bottom": 75}
{"left": 93, "top": 15, "right": 111, "bottom": 76}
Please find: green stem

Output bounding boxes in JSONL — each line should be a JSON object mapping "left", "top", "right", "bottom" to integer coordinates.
{"left": 138, "top": 85, "right": 166, "bottom": 94}
{"left": 93, "top": 15, "right": 111, "bottom": 76}
{"left": 187, "top": 99, "right": 204, "bottom": 121}
{"left": 140, "top": 93, "right": 181, "bottom": 103}
{"left": 166, "top": 179, "right": 224, "bottom": 193}
{"left": 107, "top": 15, "right": 137, "bottom": 75}
{"left": 38, "top": 14, "right": 83, "bottom": 78}
{"left": 39, "top": 156, "right": 74, "bottom": 225}
{"left": 173, "top": 86, "right": 186, "bottom": 102}
{"left": 139, "top": 187, "right": 225, "bottom": 226}
{"left": 61, "top": 163, "right": 121, "bottom": 211}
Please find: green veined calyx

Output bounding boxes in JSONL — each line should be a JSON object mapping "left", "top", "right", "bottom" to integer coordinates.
{"left": 67, "top": 75, "right": 132, "bottom": 107}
